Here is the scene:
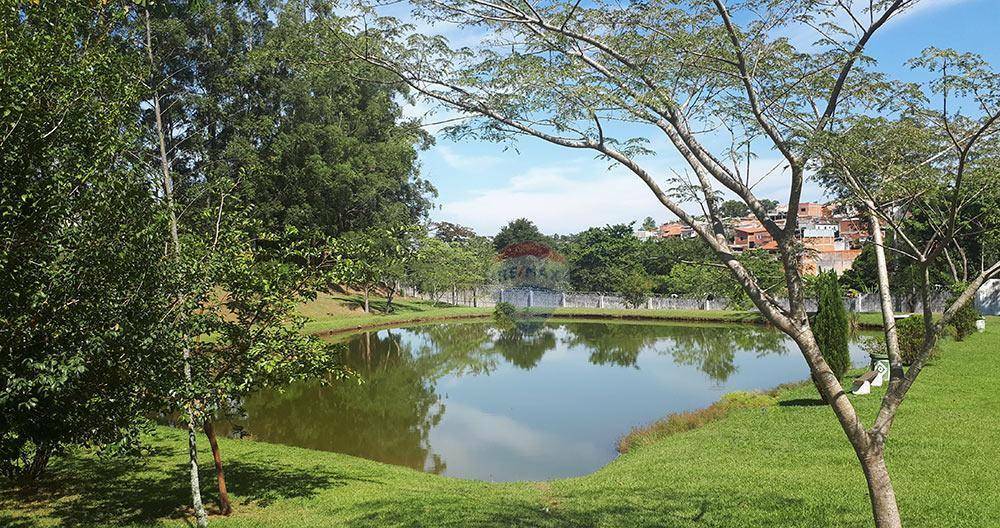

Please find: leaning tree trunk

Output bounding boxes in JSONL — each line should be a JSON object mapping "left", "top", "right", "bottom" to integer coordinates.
{"left": 203, "top": 421, "right": 232, "bottom": 515}
{"left": 867, "top": 210, "right": 903, "bottom": 376}
{"left": 784, "top": 285, "right": 901, "bottom": 528}
{"left": 385, "top": 282, "right": 397, "bottom": 313}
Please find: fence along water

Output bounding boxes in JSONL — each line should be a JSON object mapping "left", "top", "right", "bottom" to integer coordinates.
{"left": 406, "top": 285, "right": 999, "bottom": 314}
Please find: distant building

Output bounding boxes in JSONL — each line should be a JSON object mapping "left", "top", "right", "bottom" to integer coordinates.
{"left": 796, "top": 202, "right": 830, "bottom": 219}
{"left": 634, "top": 229, "right": 657, "bottom": 241}
{"left": 839, "top": 218, "right": 870, "bottom": 247}
{"left": 650, "top": 201, "right": 868, "bottom": 276}
{"left": 806, "top": 249, "right": 863, "bottom": 275}
{"left": 657, "top": 222, "right": 697, "bottom": 239}
{"left": 733, "top": 225, "right": 773, "bottom": 250}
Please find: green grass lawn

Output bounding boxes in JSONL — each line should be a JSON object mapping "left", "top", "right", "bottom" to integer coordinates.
{"left": 4, "top": 310, "right": 996, "bottom": 527}
{"left": 297, "top": 294, "right": 892, "bottom": 335}
{"left": 297, "top": 292, "right": 491, "bottom": 335}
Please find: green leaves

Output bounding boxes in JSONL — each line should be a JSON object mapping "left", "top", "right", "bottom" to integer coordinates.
{"left": 812, "top": 271, "right": 850, "bottom": 379}
{"left": 1, "top": 0, "right": 174, "bottom": 479}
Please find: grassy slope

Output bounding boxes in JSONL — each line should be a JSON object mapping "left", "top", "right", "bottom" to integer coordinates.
{"left": 3, "top": 317, "right": 998, "bottom": 527}
{"left": 298, "top": 293, "right": 890, "bottom": 336}
{"left": 0, "top": 318, "right": 1000, "bottom": 527}
{"left": 297, "top": 293, "right": 490, "bottom": 335}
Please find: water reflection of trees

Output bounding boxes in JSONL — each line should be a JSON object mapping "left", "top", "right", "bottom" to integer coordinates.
{"left": 230, "top": 330, "right": 448, "bottom": 474}
{"left": 558, "top": 322, "right": 786, "bottom": 382}
{"left": 560, "top": 322, "right": 654, "bottom": 367}
{"left": 490, "top": 320, "right": 557, "bottom": 370}
{"left": 665, "top": 325, "right": 786, "bottom": 382}
{"left": 229, "top": 321, "right": 789, "bottom": 475}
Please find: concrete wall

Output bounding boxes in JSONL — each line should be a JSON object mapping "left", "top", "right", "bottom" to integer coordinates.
{"left": 977, "top": 279, "right": 1000, "bottom": 315}
{"left": 411, "top": 286, "right": 971, "bottom": 315}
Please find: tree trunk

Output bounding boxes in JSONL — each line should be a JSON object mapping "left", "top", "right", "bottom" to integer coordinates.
{"left": 145, "top": 8, "right": 207, "bottom": 525}
{"left": 186, "top": 409, "right": 209, "bottom": 527}
{"left": 203, "top": 421, "right": 233, "bottom": 515}
{"left": 797, "top": 322, "right": 902, "bottom": 528}
{"left": 364, "top": 288, "right": 370, "bottom": 313}
{"left": 867, "top": 210, "right": 903, "bottom": 378}
{"left": 11, "top": 441, "right": 53, "bottom": 482}
{"left": 385, "top": 282, "right": 397, "bottom": 313}
{"left": 859, "top": 447, "right": 902, "bottom": 528}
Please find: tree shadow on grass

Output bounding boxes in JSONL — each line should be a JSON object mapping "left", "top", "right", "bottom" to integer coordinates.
{"left": 337, "top": 488, "right": 821, "bottom": 528}
{"left": 778, "top": 398, "right": 829, "bottom": 407}
{"left": 2, "top": 445, "right": 381, "bottom": 527}
{"left": 338, "top": 296, "right": 404, "bottom": 315}
{"left": 224, "top": 459, "right": 383, "bottom": 508}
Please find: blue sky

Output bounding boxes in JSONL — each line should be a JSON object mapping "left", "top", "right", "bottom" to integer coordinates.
{"left": 401, "top": 0, "right": 999, "bottom": 236}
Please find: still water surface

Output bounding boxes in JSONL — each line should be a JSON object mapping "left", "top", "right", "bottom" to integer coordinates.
{"left": 221, "top": 319, "right": 867, "bottom": 481}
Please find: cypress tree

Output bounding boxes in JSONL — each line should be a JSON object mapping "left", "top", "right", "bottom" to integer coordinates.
{"left": 813, "top": 271, "right": 851, "bottom": 379}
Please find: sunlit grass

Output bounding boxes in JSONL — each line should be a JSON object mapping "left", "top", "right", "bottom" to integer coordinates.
{"left": 5, "top": 310, "right": 995, "bottom": 527}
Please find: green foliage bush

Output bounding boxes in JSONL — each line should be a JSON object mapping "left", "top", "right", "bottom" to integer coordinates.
{"left": 947, "top": 287, "right": 980, "bottom": 341}
{"left": 618, "top": 271, "right": 652, "bottom": 308}
{"left": 493, "top": 302, "right": 518, "bottom": 325}
{"left": 812, "top": 271, "right": 850, "bottom": 379}
{"left": 897, "top": 315, "right": 934, "bottom": 364}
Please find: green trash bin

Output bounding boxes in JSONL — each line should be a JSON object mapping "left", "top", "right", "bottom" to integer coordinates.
{"left": 869, "top": 352, "right": 890, "bottom": 384}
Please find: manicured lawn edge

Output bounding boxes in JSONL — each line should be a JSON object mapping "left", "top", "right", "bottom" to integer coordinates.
{"left": 3, "top": 319, "right": 997, "bottom": 527}
{"left": 305, "top": 305, "right": 893, "bottom": 337}
{"left": 307, "top": 307, "right": 492, "bottom": 337}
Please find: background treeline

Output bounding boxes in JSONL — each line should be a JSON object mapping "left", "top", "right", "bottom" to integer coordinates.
{"left": 403, "top": 217, "right": 796, "bottom": 311}
{"left": 1, "top": 0, "right": 435, "bottom": 520}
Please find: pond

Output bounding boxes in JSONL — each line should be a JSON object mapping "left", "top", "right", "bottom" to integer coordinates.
{"left": 217, "top": 319, "right": 869, "bottom": 482}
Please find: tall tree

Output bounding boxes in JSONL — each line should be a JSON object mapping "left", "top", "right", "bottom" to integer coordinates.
{"left": 813, "top": 272, "right": 851, "bottom": 381}
{"left": 492, "top": 218, "right": 548, "bottom": 251}
{"left": 337, "top": 225, "right": 419, "bottom": 312}
{"left": 346, "top": 1, "right": 999, "bottom": 525}
{"left": 719, "top": 200, "right": 750, "bottom": 219}
{"left": 815, "top": 49, "right": 1000, "bottom": 482}
{"left": 567, "top": 224, "right": 646, "bottom": 293}
{"left": 432, "top": 221, "right": 477, "bottom": 243}
{"left": 147, "top": 0, "right": 435, "bottom": 241}
{"left": 1, "top": 0, "right": 174, "bottom": 482}
{"left": 142, "top": 1, "right": 350, "bottom": 521}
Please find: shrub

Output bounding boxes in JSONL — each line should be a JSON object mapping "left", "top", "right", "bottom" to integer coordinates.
{"left": 947, "top": 287, "right": 980, "bottom": 341}
{"left": 896, "top": 315, "right": 935, "bottom": 364}
{"left": 618, "top": 271, "right": 652, "bottom": 309}
{"left": 858, "top": 335, "right": 886, "bottom": 359}
{"left": 812, "top": 271, "right": 850, "bottom": 379}
{"left": 493, "top": 302, "right": 518, "bottom": 325}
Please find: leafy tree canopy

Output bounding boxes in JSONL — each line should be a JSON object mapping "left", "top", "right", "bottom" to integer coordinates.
{"left": 493, "top": 218, "right": 549, "bottom": 251}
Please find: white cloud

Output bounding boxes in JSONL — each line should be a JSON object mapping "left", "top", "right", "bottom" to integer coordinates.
{"left": 434, "top": 161, "right": 675, "bottom": 235}
{"left": 433, "top": 155, "right": 830, "bottom": 235}
{"left": 436, "top": 145, "right": 502, "bottom": 170}
{"left": 896, "top": 0, "right": 974, "bottom": 19}
{"left": 428, "top": 401, "right": 603, "bottom": 477}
